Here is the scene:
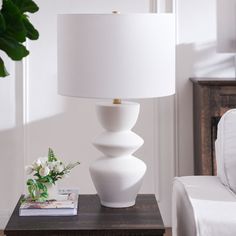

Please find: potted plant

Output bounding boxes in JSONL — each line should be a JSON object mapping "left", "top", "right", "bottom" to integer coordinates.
{"left": 0, "top": 0, "right": 39, "bottom": 77}
{"left": 25, "top": 148, "right": 80, "bottom": 201}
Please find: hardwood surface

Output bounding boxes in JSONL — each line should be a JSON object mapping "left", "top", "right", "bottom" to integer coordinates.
{"left": 191, "top": 78, "right": 236, "bottom": 175}
{"left": 1, "top": 228, "right": 171, "bottom": 235}
{"left": 1, "top": 230, "right": 172, "bottom": 236}
{"left": 1, "top": 228, "right": 172, "bottom": 235}
{"left": 4, "top": 194, "right": 165, "bottom": 236}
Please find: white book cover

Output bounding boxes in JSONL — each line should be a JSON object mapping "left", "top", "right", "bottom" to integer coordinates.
{"left": 19, "top": 189, "right": 79, "bottom": 216}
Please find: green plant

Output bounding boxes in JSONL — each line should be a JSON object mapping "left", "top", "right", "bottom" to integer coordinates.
{"left": 0, "top": 0, "right": 39, "bottom": 77}
{"left": 25, "top": 148, "right": 80, "bottom": 202}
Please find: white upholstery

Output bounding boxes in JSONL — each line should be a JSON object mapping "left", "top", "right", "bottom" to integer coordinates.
{"left": 173, "top": 109, "right": 236, "bottom": 236}
{"left": 172, "top": 177, "right": 197, "bottom": 236}
{"left": 172, "top": 176, "right": 236, "bottom": 236}
{"left": 216, "top": 109, "right": 236, "bottom": 193}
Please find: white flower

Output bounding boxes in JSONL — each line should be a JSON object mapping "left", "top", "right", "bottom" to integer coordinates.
{"left": 55, "top": 164, "right": 64, "bottom": 173}
{"left": 32, "top": 159, "right": 41, "bottom": 169}
{"left": 0, "top": 0, "right": 2, "bottom": 10}
{"left": 47, "top": 161, "right": 56, "bottom": 170}
{"left": 25, "top": 165, "right": 34, "bottom": 175}
{"left": 33, "top": 157, "right": 48, "bottom": 168}
{"left": 39, "top": 157, "right": 48, "bottom": 164}
{"left": 39, "top": 166, "right": 50, "bottom": 177}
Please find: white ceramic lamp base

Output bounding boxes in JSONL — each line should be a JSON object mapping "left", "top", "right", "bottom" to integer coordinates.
{"left": 90, "top": 101, "right": 146, "bottom": 208}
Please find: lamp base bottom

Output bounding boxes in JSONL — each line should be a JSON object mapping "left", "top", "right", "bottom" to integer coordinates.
{"left": 101, "top": 200, "right": 135, "bottom": 208}
{"left": 90, "top": 155, "right": 146, "bottom": 208}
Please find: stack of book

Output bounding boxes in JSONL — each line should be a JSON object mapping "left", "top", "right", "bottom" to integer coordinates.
{"left": 19, "top": 190, "right": 79, "bottom": 216}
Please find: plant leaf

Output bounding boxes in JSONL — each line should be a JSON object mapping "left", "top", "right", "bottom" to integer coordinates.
{"left": 65, "top": 162, "right": 80, "bottom": 171}
{"left": 33, "top": 173, "right": 40, "bottom": 178}
{"left": 22, "top": 15, "right": 39, "bottom": 40}
{"left": 37, "top": 182, "right": 44, "bottom": 190}
{"left": 1, "top": 0, "right": 27, "bottom": 42}
{"left": 40, "top": 192, "right": 48, "bottom": 199}
{"left": 0, "top": 13, "right": 6, "bottom": 34}
{"left": 0, "top": 0, "right": 39, "bottom": 77}
{"left": 0, "top": 35, "right": 29, "bottom": 60}
{"left": 0, "top": 57, "right": 9, "bottom": 77}
{"left": 11, "top": 0, "right": 39, "bottom": 13}
{"left": 47, "top": 176, "right": 54, "bottom": 184}
{"left": 27, "top": 178, "right": 35, "bottom": 186}
{"left": 48, "top": 148, "right": 57, "bottom": 162}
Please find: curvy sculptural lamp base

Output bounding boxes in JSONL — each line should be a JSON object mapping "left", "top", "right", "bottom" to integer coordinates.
{"left": 90, "top": 101, "right": 147, "bottom": 208}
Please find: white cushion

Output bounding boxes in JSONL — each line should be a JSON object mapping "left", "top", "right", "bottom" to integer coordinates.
{"left": 216, "top": 109, "right": 236, "bottom": 193}
{"left": 173, "top": 176, "right": 236, "bottom": 236}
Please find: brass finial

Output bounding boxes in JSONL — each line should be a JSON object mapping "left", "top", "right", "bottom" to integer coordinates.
{"left": 113, "top": 99, "right": 122, "bottom": 104}
{"left": 112, "top": 10, "right": 120, "bottom": 14}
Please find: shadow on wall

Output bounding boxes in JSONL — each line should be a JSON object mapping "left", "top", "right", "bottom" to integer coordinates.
{"left": 176, "top": 41, "right": 235, "bottom": 176}
{"left": 0, "top": 125, "right": 24, "bottom": 209}
{"left": 0, "top": 97, "right": 100, "bottom": 223}
{"left": 177, "top": 41, "right": 234, "bottom": 79}
{"left": 176, "top": 41, "right": 234, "bottom": 111}
{"left": 0, "top": 96, "right": 156, "bottom": 224}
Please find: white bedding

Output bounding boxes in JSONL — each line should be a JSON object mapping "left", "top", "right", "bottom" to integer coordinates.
{"left": 172, "top": 176, "right": 236, "bottom": 236}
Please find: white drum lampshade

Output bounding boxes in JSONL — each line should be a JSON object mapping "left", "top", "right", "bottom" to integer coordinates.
{"left": 58, "top": 13, "right": 175, "bottom": 208}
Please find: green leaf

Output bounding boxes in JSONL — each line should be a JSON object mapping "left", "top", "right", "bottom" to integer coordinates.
{"left": 31, "top": 189, "right": 36, "bottom": 198}
{"left": 36, "top": 182, "right": 47, "bottom": 192}
{"left": 46, "top": 176, "right": 54, "bottom": 184}
{"left": 0, "top": 35, "right": 29, "bottom": 60}
{"left": 0, "top": 0, "right": 39, "bottom": 77}
{"left": 11, "top": 0, "right": 39, "bottom": 13}
{"left": 48, "top": 148, "right": 57, "bottom": 162}
{"left": 40, "top": 192, "right": 48, "bottom": 198}
{"left": 0, "top": 13, "right": 6, "bottom": 34}
{"left": 20, "top": 197, "right": 27, "bottom": 204}
{"left": 65, "top": 162, "right": 80, "bottom": 171}
{"left": 22, "top": 15, "right": 39, "bottom": 40}
{"left": 0, "top": 57, "right": 9, "bottom": 77}
{"left": 1, "top": 0, "right": 27, "bottom": 42}
{"left": 28, "top": 185, "right": 37, "bottom": 199}
{"left": 33, "top": 173, "right": 40, "bottom": 178}
{"left": 37, "top": 182, "right": 44, "bottom": 190}
{"left": 27, "top": 178, "right": 35, "bottom": 186}
{"left": 27, "top": 185, "right": 32, "bottom": 194}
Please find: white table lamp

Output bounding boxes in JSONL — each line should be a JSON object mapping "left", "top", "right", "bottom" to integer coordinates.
{"left": 58, "top": 13, "right": 175, "bottom": 208}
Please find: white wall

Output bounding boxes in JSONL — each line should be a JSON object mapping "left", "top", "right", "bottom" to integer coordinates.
{"left": 0, "top": 54, "right": 25, "bottom": 226}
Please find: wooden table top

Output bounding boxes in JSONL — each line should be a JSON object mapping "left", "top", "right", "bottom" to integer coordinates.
{"left": 4, "top": 194, "right": 165, "bottom": 236}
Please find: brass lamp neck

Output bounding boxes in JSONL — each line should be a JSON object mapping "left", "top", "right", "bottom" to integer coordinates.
{"left": 111, "top": 11, "right": 121, "bottom": 106}
{"left": 112, "top": 10, "right": 120, "bottom": 14}
{"left": 113, "top": 98, "right": 122, "bottom": 104}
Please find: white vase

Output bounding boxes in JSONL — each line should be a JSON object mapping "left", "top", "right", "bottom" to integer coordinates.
{"left": 46, "top": 183, "right": 58, "bottom": 200}
{"left": 90, "top": 101, "right": 146, "bottom": 208}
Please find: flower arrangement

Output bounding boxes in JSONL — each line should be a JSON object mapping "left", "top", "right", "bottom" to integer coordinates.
{"left": 25, "top": 148, "right": 80, "bottom": 201}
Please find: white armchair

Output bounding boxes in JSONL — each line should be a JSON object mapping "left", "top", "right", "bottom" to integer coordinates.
{"left": 172, "top": 109, "right": 236, "bottom": 236}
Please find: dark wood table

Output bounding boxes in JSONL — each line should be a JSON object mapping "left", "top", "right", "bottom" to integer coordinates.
{"left": 4, "top": 194, "right": 165, "bottom": 236}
